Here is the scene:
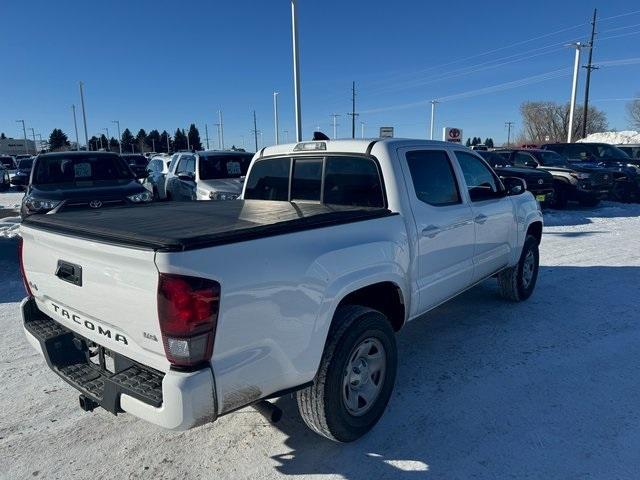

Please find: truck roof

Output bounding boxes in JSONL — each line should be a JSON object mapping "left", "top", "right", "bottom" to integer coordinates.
{"left": 258, "top": 138, "right": 463, "bottom": 157}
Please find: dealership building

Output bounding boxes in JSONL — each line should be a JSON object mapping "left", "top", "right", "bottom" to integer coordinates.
{"left": 0, "top": 138, "right": 37, "bottom": 156}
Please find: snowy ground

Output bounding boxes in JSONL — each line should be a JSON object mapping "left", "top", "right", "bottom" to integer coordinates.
{"left": 0, "top": 190, "right": 23, "bottom": 238}
{"left": 1, "top": 198, "right": 640, "bottom": 479}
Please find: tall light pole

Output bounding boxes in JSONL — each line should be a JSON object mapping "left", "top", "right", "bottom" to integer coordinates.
{"left": 186, "top": 127, "right": 191, "bottom": 151}
{"left": 567, "top": 42, "right": 584, "bottom": 143}
{"left": 215, "top": 122, "right": 222, "bottom": 149}
{"left": 283, "top": 130, "right": 289, "bottom": 143}
{"left": 166, "top": 132, "right": 170, "bottom": 153}
{"left": 104, "top": 128, "right": 110, "bottom": 150}
{"left": 361, "top": 121, "right": 365, "bottom": 139}
{"left": 112, "top": 120, "right": 122, "bottom": 154}
{"left": 273, "top": 92, "right": 280, "bottom": 145}
{"left": 28, "top": 127, "right": 36, "bottom": 154}
{"left": 36, "top": 133, "right": 43, "bottom": 151}
{"left": 331, "top": 114, "right": 340, "bottom": 139}
{"left": 291, "top": 0, "right": 302, "bottom": 142}
{"left": 16, "top": 120, "right": 28, "bottom": 154}
{"left": 205, "top": 124, "right": 210, "bottom": 149}
{"left": 252, "top": 110, "right": 259, "bottom": 151}
{"left": 218, "top": 110, "right": 225, "bottom": 149}
{"left": 429, "top": 100, "right": 439, "bottom": 140}
{"left": 79, "top": 81, "right": 89, "bottom": 149}
{"left": 72, "top": 105, "right": 80, "bottom": 150}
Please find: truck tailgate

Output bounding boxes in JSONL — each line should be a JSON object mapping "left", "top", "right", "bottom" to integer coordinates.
{"left": 20, "top": 225, "right": 168, "bottom": 372}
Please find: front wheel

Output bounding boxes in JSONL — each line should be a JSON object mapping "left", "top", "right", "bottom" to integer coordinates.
{"left": 498, "top": 234, "right": 539, "bottom": 302}
{"left": 296, "top": 306, "right": 397, "bottom": 442}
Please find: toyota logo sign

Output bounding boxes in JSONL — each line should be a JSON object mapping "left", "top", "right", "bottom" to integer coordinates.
{"left": 443, "top": 127, "right": 463, "bottom": 143}
{"left": 89, "top": 200, "right": 103, "bottom": 209}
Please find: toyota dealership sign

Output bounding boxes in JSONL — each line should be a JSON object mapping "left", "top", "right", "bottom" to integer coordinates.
{"left": 443, "top": 127, "right": 463, "bottom": 143}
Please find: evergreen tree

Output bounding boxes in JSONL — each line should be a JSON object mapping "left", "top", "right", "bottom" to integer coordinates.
{"left": 187, "top": 124, "right": 202, "bottom": 151}
{"left": 159, "top": 130, "right": 172, "bottom": 153}
{"left": 99, "top": 134, "right": 109, "bottom": 150}
{"left": 121, "top": 128, "right": 135, "bottom": 153}
{"left": 146, "top": 129, "right": 161, "bottom": 152}
{"left": 465, "top": 138, "right": 471, "bottom": 147}
{"left": 135, "top": 129, "right": 147, "bottom": 153}
{"left": 49, "top": 128, "right": 70, "bottom": 151}
{"left": 174, "top": 129, "right": 188, "bottom": 151}
{"left": 0, "top": 133, "right": 6, "bottom": 140}
{"left": 88, "top": 135, "right": 99, "bottom": 151}
{"left": 485, "top": 138, "right": 494, "bottom": 148}
{"left": 109, "top": 137, "right": 120, "bottom": 152}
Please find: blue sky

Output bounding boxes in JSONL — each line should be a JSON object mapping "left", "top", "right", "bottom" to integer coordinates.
{"left": 2, "top": 0, "right": 639, "bottom": 149}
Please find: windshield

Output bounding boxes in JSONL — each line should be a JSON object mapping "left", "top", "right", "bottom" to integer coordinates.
{"left": 534, "top": 151, "right": 570, "bottom": 167}
{"left": 33, "top": 154, "right": 134, "bottom": 184}
{"left": 595, "top": 144, "right": 629, "bottom": 160}
{"left": 199, "top": 155, "right": 251, "bottom": 180}
{"left": 478, "top": 151, "right": 506, "bottom": 167}
{"left": 18, "top": 159, "right": 33, "bottom": 169}
{"left": 122, "top": 155, "right": 148, "bottom": 166}
{"left": 1, "top": 157, "right": 14, "bottom": 167}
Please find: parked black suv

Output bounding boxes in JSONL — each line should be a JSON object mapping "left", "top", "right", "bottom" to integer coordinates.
{"left": 21, "top": 151, "right": 152, "bottom": 218}
{"left": 120, "top": 154, "right": 150, "bottom": 178}
{"left": 10, "top": 157, "right": 33, "bottom": 189}
{"left": 541, "top": 143, "right": 639, "bottom": 202}
{"left": 493, "top": 148, "right": 613, "bottom": 208}
{"left": 478, "top": 150, "right": 555, "bottom": 204}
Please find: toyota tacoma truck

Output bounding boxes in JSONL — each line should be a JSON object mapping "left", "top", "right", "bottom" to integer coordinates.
{"left": 19, "top": 138, "right": 543, "bottom": 442}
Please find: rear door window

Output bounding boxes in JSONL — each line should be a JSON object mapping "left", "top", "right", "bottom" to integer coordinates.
{"left": 405, "top": 150, "right": 461, "bottom": 206}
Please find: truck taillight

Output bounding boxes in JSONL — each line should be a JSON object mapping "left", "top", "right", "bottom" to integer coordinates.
{"left": 157, "top": 273, "right": 220, "bottom": 368}
{"left": 18, "top": 238, "right": 33, "bottom": 297}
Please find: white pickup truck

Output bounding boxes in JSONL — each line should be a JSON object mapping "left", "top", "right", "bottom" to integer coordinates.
{"left": 19, "top": 138, "right": 542, "bottom": 442}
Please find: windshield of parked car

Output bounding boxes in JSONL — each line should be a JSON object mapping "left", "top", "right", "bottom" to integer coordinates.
{"left": 594, "top": 144, "right": 629, "bottom": 160}
{"left": 199, "top": 154, "right": 251, "bottom": 180}
{"left": 478, "top": 151, "right": 506, "bottom": 167}
{"left": 18, "top": 158, "right": 33, "bottom": 169}
{"left": 122, "top": 155, "right": 148, "bottom": 166}
{"left": 0, "top": 157, "right": 14, "bottom": 167}
{"left": 33, "top": 154, "right": 134, "bottom": 184}
{"left": 533, "top": 151, "right": 570, "bottom": 167}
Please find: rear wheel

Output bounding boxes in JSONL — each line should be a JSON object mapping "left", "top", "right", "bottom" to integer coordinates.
{"left": 550, "top": 183, "right": 568, "bottom": 209}
{"left": 296, "top": 306, "right": 397, "bottom": 442}
{"left": 498, "top": 234, "right": 539, "bottom": 302}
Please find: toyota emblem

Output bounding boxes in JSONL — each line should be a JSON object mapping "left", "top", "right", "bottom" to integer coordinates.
{"left": 538, "top": 178, "right": 544, "bottom": 185}
{"left": 89, "top": 200, "right": 103, "bottom": 209}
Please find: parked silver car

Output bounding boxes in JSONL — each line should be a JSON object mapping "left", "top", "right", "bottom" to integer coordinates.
{"left": 143, "top": 155, "right": 173, "bottom": 199}
{"left": 164, "top": 150, "right": 253, "bottom": 201}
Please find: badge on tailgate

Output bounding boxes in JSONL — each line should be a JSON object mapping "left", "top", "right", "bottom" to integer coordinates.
{"left": 55, "top": 260, "right": 82, "bottom": 286}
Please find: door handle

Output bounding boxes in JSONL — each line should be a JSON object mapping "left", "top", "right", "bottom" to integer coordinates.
{"left": 474, "top": 214, "right": 488, "bottom": 225}
{"left": 422, "top": 225, "right": 441, "bottom": 238}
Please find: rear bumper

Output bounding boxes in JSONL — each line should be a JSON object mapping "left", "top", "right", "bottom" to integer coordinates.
{"left": 21, "top": 297, "right": 217, "bottom": 430}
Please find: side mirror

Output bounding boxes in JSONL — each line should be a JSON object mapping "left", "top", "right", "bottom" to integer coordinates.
{"left": 502, "top": 177, "right": 527, "bottom": 196}
{"left": 524, "top": 160, "right": 538, "bottom": 168}
{"left": 177, "top": 172, "right": 195, "bottom": 182}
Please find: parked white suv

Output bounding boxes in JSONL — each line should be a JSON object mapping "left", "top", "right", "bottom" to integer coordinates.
{"left": 19, "top": 138, "right": 542, "bottom": 441}
{"left": 143, "top": 155, "right": 173, "bottom": 199}
{"left": 164, "top": 150, "right": 253, "bottom": 201}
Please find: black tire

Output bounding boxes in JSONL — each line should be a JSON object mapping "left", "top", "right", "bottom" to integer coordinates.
{"left": 578, "top": 195, "right": 600, "bottom": 208}
{"left": 609, "top": 181, "right": 631, "bottom": 203}
{"left": 152, "top": 186, "right": 159, "bottom": 200}
{"left": 550, "top": 183, "right": 568, "bottom": 209}
{"left": 498, "top": 234, "right": 539, "bottom": 302}
{"left": 296, "top": 305, "right": 397, "bottom": 442}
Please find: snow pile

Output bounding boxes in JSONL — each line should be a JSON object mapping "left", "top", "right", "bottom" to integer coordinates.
{"left": 0, "top": 217, "right": 21, "bottom": 238}
{"left": 578, "top": 131, "right": 640, "bottom": 144}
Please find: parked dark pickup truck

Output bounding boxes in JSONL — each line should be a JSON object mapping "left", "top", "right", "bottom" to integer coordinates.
{"left": 493, "top": 148, "right": 613, "bottom": 208}
{"left": 541, "top": 143, "right": 639, "bottom": 203}
{"left": 479, "top": 150, "right": 555, "bottom": 205}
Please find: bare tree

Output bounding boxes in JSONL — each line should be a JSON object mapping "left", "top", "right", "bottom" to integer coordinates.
{"left": 519, "top": 101, "right": 608, "bottom": 144}
{"left": 627, "top": 96, "right": 640, "bottom": 129}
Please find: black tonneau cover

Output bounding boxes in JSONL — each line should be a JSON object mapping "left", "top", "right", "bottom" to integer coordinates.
{"left": 23, "top": 200, "right": 393, "bottom": 252}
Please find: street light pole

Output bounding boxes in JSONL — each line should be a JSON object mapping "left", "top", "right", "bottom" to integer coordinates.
{"left": 218, "top": 110, "right": 225, "bottom": 149}
{"left": 28, "top": 127, "right": 36, "bottom": 154}
{"left": 205, "top": 124, "right": 210, "bottom": 150}
{"left": 112, "top": 120, "right": 122, "bottom": 154}
{"left": 331, "top": 114, "right": 340, "bottom": 139}
{"left": 104, "top": 128, "right": 110, "bottom": 151}
{"left": 361, "top": 121, "right": 365, "bottom": 139}
{"left": 567, "top": 43, "right": 584, "bottom": 143}
{"left": 79, "top": 81, "right": 89, "bottom": 150}
{"left": 72, "top": 105, "right": 80, "bottom": 151}
{"left": 273, "top": 92, "right": 280, "bottom": 145}
{"left": 291, "top": 0, "right": 302, "bottom": 142}
{"left": 429, "top": 100, "right": 438, "bottom": 140}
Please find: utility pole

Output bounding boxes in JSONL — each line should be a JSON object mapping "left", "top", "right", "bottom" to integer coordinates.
{"left": 252, "top": 110, "right": 259, "bottom": 152}
{"left": 283, "top": 130, "right": 289, "bottom": 143}
{"left": 347, "top": 81, "right": 359, "bottom": 139}
{"left": 330, "top": 114, "right": 340, "bottom": 139}
{"left": 218, "top": 110, "right": 225, "bottom": 149}
{"left": 581, "top": 9, "right": 598, "bottom": 139}
{"left": 429, "top": 100, "right": 439, "bottom": 140}
{"left": 79, "top": 81, "right": 89, "bottom": 150}
{"left": 361, "top": 121, "right": 365, "bottom": 139}
{"left": 28, "top": 127, "right": 36, "bottom": 154}
{"left": 273, "top": 92, "right": 280, "bottom": 144}
{"left": 166, "top": 132, "right": 170, "bottom": 153}
{"left": 291, "top": 0, "right": 302, "bottom": 142}
{"left": 72, "top": 105, "right": 80, "bottom": 151}
{"left": 567, "top": 42, "right": 584, "bottom": 143}
{"left": 104, "top": 128, "right": 110, "bottom": 151}
{"left": 186, "top": 127, "right": 191, "bottom": 151}
{"left": 36, "top": 133, "right": 43, "bottom": 151}
{"left": 16, "top": 120, "right": 28, "bottom": 154}
{"left": 505, "top": 121, "right": 515, "bottom": 147}
{"left": 205, "top": 124, "right": 210, "bottom": 150}
{"left": 112, "top": 120, "right": 122, "bottom": 154}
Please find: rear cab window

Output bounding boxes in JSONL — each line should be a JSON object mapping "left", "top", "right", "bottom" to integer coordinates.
{"left": 244, "top": 155, "right": 384, "bottom": 208}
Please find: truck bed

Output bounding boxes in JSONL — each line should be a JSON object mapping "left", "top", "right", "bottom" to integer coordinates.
{"left": 22, "top": 200, "right": 393, "bottom": 252}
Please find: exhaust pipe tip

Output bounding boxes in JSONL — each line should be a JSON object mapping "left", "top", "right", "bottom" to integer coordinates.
{"left": 253, "top": 400, "right": 283, "bottom": 424}
{"left": 79, "top": 394, "right": 98, "bottom": 412}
